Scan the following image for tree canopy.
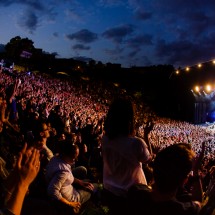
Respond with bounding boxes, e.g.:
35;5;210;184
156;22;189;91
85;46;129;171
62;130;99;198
5;36;35;61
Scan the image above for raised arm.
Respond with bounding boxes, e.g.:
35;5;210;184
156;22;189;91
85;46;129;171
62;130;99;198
190;141;206;202
3;144;40;215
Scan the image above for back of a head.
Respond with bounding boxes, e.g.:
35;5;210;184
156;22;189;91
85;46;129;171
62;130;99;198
104;96;134;139
5;84;14;100
153;143;195;193
31;119;47;142
58;139;79;158
54;105;61;113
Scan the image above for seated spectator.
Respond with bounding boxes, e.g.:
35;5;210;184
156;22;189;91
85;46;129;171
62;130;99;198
65;132;95;180
31;120;54;163
26;120;54;198
89;135;103;172
46;122;58;155
128;143;203;215
75;137;90;170
45;139;97;214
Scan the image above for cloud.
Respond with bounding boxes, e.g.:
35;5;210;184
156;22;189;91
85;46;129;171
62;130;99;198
98;0;124;7
1;0;59;33
141;56;153;66
155;39;214;67
154;0;215;12
0;0;45;10
65;8;83;22
1;0;215;68
135;10;152;20
126;34;153;48
104;45;124;55
17;9;39;34
5;0;58;33
66;29;98;43
0;0;13;6
102;24;135;43
72;44;90;50
127;47;154;66
21;0;45;11
53;32;59;38
128;50;138;58
127;0;153;20
182;11;215;37
130;55;152;67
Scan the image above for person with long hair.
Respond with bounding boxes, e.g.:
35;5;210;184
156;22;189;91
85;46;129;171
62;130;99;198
101;96;152;213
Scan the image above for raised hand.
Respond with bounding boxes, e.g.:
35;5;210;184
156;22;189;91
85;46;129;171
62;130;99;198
144;120;154;136
192;141;206;175
3;144;41;215
16;143;40;187
81;181;95;192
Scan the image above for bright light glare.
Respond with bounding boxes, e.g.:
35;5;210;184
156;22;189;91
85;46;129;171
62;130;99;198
205;84;211;92
194;86;200;92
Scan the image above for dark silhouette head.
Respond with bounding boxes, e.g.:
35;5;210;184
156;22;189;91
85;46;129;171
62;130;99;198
104;96;135;139
153;143;195;193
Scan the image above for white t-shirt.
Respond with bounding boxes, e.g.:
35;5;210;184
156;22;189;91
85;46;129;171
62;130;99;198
102;135;151;197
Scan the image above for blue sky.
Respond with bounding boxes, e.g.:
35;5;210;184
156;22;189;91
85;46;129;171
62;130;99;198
0;0;215;68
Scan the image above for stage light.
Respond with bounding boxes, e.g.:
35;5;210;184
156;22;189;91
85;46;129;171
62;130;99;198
194;86;200;92
205;84;212;93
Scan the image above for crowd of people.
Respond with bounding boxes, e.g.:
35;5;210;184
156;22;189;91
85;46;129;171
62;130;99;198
0;68;214;214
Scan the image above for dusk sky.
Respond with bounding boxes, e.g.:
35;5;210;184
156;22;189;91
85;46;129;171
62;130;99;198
0;0;215;68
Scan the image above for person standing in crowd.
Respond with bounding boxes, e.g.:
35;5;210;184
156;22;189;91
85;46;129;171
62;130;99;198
5;79;20;124
101;96;152;213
